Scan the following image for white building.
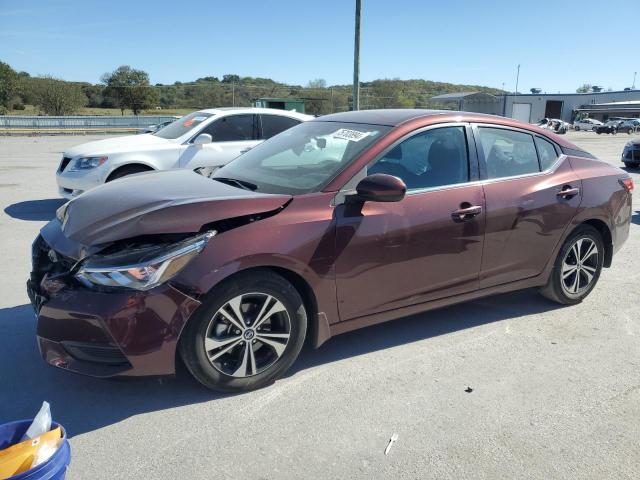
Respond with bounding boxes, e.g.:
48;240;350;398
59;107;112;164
431;89;640;123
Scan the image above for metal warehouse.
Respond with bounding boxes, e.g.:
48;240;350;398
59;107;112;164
431;89;640;124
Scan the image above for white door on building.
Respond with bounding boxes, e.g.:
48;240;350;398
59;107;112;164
511;103;532;123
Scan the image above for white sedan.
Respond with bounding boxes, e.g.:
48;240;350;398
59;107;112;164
573;118;603;131
56;107;312;198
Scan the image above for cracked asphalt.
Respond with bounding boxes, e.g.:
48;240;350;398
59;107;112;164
0;130;638;479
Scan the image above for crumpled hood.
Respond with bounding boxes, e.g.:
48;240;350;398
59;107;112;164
63;134;172;157
56;169;291;248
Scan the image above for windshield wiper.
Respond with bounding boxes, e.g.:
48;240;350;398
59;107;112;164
213;177;258;191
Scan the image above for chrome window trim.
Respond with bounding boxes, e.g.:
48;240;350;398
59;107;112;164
477;154;568;186
406;153;568;193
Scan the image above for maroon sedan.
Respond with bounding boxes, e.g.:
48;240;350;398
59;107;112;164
28;110;633;392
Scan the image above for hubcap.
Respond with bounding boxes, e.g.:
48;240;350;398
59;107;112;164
204;293;291;378
561;237;599;297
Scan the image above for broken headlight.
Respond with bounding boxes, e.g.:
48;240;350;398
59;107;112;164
75;231;215;291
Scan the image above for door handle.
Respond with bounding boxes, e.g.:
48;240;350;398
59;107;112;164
239;148;252;154
452;204;483;221
556;186;580;198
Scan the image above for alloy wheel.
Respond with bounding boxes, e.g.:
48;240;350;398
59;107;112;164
204;293;291;377
560;237;599;297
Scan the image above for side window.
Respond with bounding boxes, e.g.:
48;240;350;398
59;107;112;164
535;136;559;170
477;127;539;179
367;126;469;191
201;114;255;142
260;115;300;139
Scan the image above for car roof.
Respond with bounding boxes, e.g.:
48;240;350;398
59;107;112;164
314;109;452;126
313;109;580;150
195;107;312;120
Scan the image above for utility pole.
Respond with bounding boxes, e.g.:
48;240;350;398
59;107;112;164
633;71;637;90
515;64;520;94
352;0;361;111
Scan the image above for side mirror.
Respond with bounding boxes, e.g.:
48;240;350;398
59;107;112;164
354;174;406;203
193;133;213;146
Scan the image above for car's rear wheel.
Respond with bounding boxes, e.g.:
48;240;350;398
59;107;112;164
179;270;307;392
540;225;604;305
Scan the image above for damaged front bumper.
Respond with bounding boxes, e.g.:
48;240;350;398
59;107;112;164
28;232;201;378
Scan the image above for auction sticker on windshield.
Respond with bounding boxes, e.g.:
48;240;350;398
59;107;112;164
332;128;371;142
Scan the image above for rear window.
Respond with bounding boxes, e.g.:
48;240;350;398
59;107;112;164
154;112;213;139
260;115;301;139
477;127;539;179
535;136;559;170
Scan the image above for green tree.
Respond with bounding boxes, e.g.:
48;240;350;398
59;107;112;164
30;76;87;115
222;74;240;84
0;61;19;110
102;65;158;115
576;84;592;93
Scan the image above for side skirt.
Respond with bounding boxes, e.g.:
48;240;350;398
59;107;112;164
328;275;547;339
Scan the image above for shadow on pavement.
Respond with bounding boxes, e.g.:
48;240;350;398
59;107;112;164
0;289;562;438
4;199;66;221
631;211;640;226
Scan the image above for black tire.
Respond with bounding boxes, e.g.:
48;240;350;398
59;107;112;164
539;225;604;305
574;126;580;131
106;164;152;182
179;270;307;392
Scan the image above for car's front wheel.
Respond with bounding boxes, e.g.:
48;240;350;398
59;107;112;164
574;126;580;131
540;225;604;305
179;270;307;392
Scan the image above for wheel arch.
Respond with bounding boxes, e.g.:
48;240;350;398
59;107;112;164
579;218;613;267
265;266;330;349
106;162;156;181
176;264;330;362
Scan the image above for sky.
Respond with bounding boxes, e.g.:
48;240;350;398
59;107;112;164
0;0;637;93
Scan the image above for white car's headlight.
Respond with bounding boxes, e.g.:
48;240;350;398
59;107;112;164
69;156;108;171
75;231;215;290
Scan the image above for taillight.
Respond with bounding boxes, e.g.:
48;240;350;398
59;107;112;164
619;177;634;193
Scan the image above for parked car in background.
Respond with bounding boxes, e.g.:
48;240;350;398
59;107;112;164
56;108;312;198
595;120;625;134
619;119;640;134
537;118;568;134
622;137;640;168
573;118;603;131
137;118;180;134
30;110;633;392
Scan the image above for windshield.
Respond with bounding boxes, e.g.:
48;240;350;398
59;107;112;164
154;111;214;139
213;121;390;195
